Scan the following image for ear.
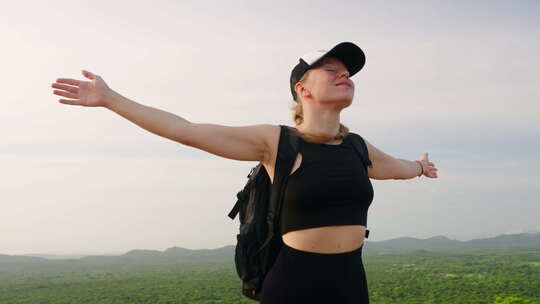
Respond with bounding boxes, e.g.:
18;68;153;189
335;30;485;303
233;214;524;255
295;81;311;99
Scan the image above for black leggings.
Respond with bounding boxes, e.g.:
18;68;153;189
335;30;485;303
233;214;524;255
260;241;369;304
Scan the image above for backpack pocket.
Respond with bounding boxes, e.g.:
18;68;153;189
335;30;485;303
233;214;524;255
234;233;248;279
234;231;260;281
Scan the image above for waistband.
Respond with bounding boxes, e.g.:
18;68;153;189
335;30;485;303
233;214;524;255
281;241;363;258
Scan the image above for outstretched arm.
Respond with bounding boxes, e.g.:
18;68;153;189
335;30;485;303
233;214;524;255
51;70;278;163
363;138;438;180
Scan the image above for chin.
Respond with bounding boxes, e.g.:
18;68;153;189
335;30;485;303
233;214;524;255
333;96;353;108
319;93;353;108
340;99;353;109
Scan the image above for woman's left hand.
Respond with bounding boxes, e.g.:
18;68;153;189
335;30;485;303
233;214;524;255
418;152;438;178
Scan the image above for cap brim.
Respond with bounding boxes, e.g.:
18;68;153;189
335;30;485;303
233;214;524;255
312;42;366;76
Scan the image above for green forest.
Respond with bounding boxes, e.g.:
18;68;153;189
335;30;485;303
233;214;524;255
0;248;538;304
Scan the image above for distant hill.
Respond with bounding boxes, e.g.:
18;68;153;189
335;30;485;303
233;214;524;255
0;254;47;263
2;232;539;266
362;232;540;255
17;252;122;260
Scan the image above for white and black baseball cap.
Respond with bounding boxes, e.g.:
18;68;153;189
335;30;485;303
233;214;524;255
289;41;366;101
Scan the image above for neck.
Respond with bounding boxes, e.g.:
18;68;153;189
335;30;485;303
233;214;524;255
296;104;341;141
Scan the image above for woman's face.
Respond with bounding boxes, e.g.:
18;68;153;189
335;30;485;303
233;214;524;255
297;57;354;107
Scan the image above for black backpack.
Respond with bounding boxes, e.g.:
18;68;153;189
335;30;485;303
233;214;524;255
227;124;373;301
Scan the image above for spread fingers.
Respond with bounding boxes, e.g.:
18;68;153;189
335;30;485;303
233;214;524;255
53;90;78;99
51;83;79;94
56;78;81;86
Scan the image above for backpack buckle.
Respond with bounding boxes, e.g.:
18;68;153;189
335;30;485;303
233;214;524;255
247;167;256;178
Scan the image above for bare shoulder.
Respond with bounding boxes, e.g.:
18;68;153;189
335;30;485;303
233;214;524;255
180;122;281;163
361;137;391;162
361;136;399;180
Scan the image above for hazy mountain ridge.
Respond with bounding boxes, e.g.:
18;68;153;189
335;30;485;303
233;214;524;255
364;232;540;255
3;232;539;264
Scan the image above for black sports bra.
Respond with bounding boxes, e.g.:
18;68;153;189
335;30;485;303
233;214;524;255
280;135;374;235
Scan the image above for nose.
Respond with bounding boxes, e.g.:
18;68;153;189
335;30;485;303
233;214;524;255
338;69;350;79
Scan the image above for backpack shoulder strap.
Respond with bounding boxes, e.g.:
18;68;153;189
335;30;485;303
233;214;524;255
256;125;300;254
275;125;300;178
347;132;373;170
227;125;299;221
347;132;373;239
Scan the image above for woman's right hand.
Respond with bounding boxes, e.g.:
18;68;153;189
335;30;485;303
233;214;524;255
52;70;111;107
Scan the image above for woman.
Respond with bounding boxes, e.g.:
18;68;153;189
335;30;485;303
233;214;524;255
51;41;438;303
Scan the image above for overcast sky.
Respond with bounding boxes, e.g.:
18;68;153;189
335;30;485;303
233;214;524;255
1;0;539;255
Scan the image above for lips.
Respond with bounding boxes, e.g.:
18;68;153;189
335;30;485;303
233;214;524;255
335;81;353;88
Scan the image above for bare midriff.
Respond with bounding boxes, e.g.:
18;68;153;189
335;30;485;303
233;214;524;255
282;224;367;254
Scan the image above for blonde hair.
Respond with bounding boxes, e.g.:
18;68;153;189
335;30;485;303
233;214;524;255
290;70;350;143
